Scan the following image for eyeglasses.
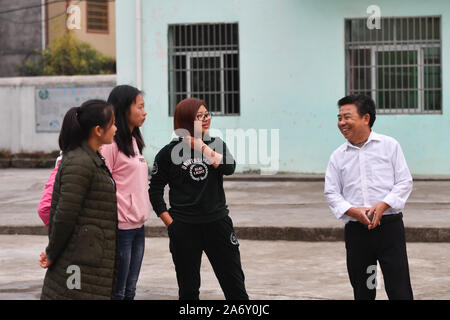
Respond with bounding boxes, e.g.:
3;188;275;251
196;113;211;121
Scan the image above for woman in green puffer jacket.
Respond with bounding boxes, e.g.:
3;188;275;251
39;99;118;300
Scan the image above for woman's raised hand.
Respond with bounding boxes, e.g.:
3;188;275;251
183;136;205;151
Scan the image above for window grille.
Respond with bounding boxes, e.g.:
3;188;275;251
87;0;109;33
345;16;441;113
168;23;240;115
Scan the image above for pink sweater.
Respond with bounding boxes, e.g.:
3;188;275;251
37;166;59;227
101;138;151;230
37;155;62;227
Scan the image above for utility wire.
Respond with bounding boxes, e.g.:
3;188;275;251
0;0;82;24
0;0;114;16
1;10;67;25
0;0;67;15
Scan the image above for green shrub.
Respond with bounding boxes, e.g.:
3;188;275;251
16;32;115;76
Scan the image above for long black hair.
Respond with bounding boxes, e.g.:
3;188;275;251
58;99;114;153
107;85;145;157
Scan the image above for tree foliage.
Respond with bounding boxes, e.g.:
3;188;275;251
16;33;115;76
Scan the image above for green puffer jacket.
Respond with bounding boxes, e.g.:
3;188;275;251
40;142;118;300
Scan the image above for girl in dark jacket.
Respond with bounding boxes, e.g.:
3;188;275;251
39;99;118;300
149;98;249;300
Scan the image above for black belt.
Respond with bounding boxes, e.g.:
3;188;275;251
380;212;403;224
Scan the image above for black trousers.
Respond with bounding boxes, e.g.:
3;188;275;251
345;213;414;300
168;215;249;300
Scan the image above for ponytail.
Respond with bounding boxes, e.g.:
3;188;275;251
58;99;114;153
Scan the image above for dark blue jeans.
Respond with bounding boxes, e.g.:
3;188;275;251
114;226;146;300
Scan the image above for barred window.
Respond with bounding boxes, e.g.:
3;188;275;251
345;16;441;114
168;23;240;115
87;0;109;33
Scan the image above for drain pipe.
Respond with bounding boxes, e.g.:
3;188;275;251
136;0;142;90
41;0;46;50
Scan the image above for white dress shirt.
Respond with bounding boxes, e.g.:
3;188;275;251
324;131;413;224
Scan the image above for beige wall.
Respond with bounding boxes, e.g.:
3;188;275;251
47;0;116;59
47;1;67;42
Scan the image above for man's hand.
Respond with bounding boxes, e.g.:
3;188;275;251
367;202;390;230
346;207;372;226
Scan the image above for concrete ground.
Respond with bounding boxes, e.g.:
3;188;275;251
1;235;450;300
1;168;450;230
0;169;449;300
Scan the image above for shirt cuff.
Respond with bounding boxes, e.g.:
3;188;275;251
155;205;168;217
334;201;353;220
382;193;401;211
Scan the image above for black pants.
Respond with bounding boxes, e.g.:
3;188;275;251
168;215;249;300
345;213;413;300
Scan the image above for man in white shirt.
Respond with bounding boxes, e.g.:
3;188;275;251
324;94;414;300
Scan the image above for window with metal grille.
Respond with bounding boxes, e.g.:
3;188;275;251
345;16;441;114
168;23;240;115
86;0;109;33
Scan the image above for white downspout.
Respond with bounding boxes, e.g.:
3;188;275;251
136;0;142;90
41;0;46;50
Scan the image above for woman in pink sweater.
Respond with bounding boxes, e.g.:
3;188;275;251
101;85;150;300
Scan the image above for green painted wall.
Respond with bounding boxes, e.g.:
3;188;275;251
116;0;450;174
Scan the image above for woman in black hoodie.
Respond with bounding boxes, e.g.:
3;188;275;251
149;98;248;300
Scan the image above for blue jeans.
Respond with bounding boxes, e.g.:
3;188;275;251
113;226;146;300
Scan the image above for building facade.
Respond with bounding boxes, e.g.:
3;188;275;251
0;0;43;77
0;0;116;78
117;0;449;174
47;0;116;58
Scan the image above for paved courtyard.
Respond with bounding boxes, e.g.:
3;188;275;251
0;169;449;300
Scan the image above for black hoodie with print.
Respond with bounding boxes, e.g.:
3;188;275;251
148;136;235;224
